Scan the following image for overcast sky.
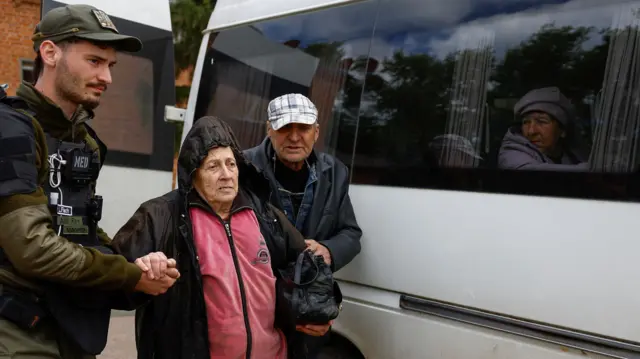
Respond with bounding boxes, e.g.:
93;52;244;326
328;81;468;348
255;0;639;62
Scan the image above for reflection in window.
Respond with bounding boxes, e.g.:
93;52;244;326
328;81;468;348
590;9;640;173
441;34;493;168
350;0;640;181
91;53;154;155
193;0;379;166
188;0;640;200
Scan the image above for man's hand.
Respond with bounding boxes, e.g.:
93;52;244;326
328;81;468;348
305;239;331;265
296;321;333;337
134;271;179;296
134;252;176;280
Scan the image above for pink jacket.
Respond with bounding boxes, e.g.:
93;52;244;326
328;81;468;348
191;206;287;359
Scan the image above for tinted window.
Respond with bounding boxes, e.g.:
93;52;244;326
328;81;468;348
20;59;35;84
350;0;640;201
193;0;379;166
92;53;154;155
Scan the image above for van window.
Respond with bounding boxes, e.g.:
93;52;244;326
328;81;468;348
195;0;640;202
92;53;154;155
349;0;640;201
87;13;175;171
193;0;379;167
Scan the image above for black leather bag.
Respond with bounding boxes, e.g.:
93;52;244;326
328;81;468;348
277;249;342;326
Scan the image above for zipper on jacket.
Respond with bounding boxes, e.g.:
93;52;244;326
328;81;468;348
223;220;253;359
180;206;210;356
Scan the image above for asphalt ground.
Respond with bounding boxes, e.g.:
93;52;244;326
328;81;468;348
97;311;137;359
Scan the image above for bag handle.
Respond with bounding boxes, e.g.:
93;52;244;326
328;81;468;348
293;250;320;286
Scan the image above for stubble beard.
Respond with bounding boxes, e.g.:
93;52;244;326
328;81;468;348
55;57;101;111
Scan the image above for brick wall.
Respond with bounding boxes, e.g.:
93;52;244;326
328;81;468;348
0;0;40;95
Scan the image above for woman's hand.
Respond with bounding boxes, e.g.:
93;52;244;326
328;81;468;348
134;252;177;280
295;320;333;336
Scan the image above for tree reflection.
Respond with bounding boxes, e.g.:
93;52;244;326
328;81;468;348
315;22;640;173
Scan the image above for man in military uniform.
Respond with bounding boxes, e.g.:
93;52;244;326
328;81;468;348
0;4;179;359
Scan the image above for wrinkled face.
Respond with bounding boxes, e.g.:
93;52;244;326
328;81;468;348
48;40;117;110
268;122;319;164
521;111;565;155
193;146;239;207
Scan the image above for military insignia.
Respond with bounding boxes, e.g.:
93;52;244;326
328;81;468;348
91;9;119;33
58;216;84;226
63;225;90;235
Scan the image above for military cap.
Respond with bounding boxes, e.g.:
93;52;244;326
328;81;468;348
32;4;142;52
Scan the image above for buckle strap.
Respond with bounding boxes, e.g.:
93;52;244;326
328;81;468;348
0;284;46;330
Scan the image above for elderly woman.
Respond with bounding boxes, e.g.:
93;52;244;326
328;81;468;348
111;116;331;359
498;86;589;171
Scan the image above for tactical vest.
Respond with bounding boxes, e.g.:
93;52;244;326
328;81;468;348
0;88;113;355
43;133;103;247
38;124;114;357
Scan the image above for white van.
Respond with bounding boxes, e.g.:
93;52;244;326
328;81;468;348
175;0;640;358
42;0;177;237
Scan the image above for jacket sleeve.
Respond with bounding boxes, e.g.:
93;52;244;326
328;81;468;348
97;226;112;245
110;198;170;262
0;200;143;291
498;143;589;172
0;117;143;291
109;198;173;310
318;178;362;272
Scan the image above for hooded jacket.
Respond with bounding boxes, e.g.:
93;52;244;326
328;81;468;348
498;87;590;171
111;116;308;359
244;138;362;271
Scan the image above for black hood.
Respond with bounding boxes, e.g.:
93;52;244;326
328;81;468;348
177;116;267;195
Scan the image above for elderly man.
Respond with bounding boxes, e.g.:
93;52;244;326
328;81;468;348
244;93;362;356
498;87;589;171
244;93;361;270
111;116;333;359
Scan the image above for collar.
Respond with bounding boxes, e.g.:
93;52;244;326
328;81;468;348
187;187;253;217
16;81;94;142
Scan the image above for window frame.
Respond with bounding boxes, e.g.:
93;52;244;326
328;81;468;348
19;58;35;84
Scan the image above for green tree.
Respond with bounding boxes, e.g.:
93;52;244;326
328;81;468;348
170;0;216;76
351;52;456;161
170;0;216;155
490;24;605;107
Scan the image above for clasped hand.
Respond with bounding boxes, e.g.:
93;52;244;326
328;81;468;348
133;252;180;295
